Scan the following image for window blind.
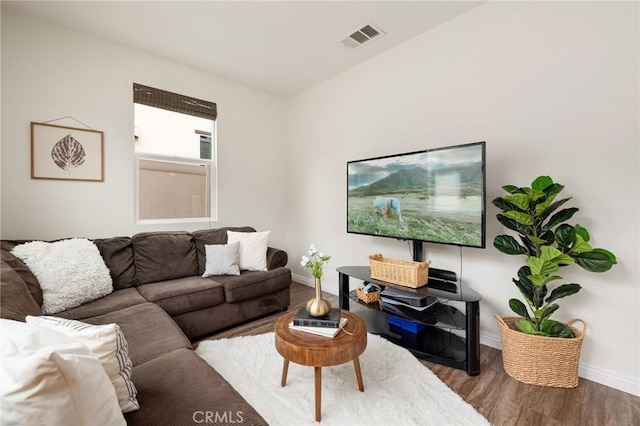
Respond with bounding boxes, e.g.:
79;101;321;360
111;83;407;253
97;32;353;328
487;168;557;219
133;83;217;121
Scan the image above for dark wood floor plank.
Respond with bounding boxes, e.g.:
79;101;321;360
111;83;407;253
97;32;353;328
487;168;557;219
198;282;640;426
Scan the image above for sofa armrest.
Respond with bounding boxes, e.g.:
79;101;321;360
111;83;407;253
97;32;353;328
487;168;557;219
266;247;288;270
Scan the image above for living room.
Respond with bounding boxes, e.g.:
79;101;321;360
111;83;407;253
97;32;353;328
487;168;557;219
1;1;638;425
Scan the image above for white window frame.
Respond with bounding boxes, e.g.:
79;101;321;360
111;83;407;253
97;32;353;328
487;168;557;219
135;148;217;225
133;83;218;225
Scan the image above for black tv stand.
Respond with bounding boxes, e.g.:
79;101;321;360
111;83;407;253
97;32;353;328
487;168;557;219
337;265;481;376
410;238;424;262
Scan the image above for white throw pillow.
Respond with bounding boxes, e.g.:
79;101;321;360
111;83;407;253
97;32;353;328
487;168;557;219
227;230;270;271
26;316;139;413
0;319;126;426
11;238;113;314
202;242;241;277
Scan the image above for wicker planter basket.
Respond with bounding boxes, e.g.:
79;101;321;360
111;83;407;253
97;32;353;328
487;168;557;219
368;254;430;288
495;315;587;388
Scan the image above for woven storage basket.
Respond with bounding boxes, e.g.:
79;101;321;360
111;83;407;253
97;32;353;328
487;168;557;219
356;287;380;304
368;254;430;288
495;315;587;388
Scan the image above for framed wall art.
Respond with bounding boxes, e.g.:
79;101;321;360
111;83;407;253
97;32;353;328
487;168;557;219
31;122;104;182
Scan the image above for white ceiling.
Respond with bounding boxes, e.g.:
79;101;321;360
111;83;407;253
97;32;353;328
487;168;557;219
3;1;484;96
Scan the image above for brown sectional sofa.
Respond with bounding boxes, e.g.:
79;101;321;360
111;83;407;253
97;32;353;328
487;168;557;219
1;226;291;425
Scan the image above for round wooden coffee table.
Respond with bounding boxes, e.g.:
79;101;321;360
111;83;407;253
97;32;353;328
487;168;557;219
274;309;367;422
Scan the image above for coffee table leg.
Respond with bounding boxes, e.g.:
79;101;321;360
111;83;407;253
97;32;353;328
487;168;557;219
353;357;364;392
281;359;289;387
315;366;322;422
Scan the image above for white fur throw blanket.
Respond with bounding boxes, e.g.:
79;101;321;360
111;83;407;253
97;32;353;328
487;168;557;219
11;239;113;314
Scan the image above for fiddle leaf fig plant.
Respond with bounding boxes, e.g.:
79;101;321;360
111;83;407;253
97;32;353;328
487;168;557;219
493;176;617;337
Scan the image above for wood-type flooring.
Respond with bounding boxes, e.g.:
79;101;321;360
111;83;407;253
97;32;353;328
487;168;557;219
200;282;640;426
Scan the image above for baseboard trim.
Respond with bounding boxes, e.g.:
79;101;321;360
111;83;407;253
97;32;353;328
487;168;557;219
479;331;502;350
292;275;639;396
479;330;639;396
293;273;336;293
577;364;640;396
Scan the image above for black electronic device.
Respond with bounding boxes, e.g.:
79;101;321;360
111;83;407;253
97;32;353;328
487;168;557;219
426;268;459;293
380;287;438;308
429;268;458;282
379;300;437;324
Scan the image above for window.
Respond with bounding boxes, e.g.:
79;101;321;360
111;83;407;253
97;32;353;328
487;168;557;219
133;84;217;222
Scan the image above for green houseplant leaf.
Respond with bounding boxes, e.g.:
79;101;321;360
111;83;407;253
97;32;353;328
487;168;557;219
531;175;553;191
501;210;534;226
593;248;617;264
497;214;532;236
545;284;581;304
555;224;575;251
526;256;560;277
570;235;593;254
542;182;565;199
537;197;571;223
509;299;530;318
515;319;546;336
536;303;559;322
546;208;579;229
540;319;575;338
503;193;531;211
513;266;548;309
494;175;616;338
574;224;590;242
502;185;519;194
494;235;528;255
574;251;615;272
539;245;574;266
492;196;518;212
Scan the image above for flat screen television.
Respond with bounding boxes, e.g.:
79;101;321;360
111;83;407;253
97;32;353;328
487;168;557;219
347;141;486;257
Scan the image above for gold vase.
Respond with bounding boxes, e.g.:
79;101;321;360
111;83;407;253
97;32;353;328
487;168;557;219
306;277;332;317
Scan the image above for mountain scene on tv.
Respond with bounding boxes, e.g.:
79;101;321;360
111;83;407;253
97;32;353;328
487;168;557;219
347;144;484;247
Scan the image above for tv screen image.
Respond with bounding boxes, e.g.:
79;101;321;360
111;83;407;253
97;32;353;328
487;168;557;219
347;141;486;248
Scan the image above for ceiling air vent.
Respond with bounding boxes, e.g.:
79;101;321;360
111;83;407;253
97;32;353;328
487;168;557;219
339;23;385;49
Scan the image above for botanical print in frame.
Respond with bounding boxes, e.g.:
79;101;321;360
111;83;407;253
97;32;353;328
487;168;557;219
31;122;104;181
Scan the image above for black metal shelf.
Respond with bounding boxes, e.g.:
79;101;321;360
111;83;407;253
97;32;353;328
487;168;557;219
355;310;468;365
349;290;466;330
338;266;481;376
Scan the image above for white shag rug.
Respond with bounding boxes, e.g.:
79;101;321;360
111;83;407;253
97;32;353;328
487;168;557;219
195;332;489;426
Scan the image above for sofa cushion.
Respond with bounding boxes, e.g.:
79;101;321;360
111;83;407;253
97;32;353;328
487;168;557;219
26;315;139;413
81;303;191;367
202;242;240;277
94;237;137;290
1;319;126;426
132;231;198;284
193;226;255;275
136;277;225;316
227;230;270;271
124;348;266;426
0;260;42;321
56;288;147;321
212;267;292;303
11;239;113;314
1;241;43;306
171;287;290;340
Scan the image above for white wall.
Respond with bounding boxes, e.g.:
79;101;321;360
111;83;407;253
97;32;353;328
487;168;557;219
285;2;639;395
2;1;638;396
0;10;288;248
134;104;211;159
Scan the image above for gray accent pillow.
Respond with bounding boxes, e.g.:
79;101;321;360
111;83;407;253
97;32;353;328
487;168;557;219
202;242;240;277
